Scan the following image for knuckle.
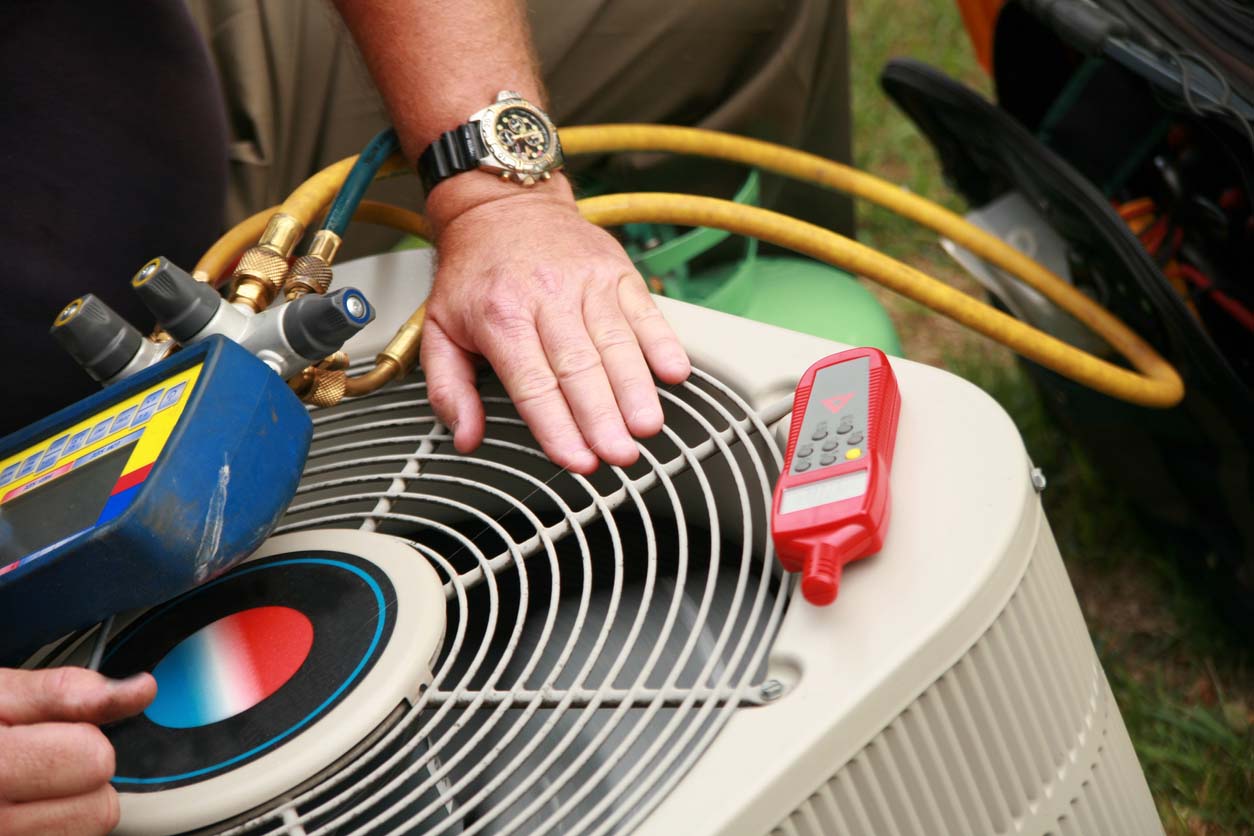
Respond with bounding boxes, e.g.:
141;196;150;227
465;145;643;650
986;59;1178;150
628;303;666;326
425;381;459;409
481;295;529;333
529;266;564;295
512;368;560;404
553;348;603;383
67;724;115;783
589;403;628;430
591;324;637;352
41;668;88;716
88;786;121;835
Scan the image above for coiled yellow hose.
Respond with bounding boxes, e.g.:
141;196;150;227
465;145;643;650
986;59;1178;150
197;124;1184;408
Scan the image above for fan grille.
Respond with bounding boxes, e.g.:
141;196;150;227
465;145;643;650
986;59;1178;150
218;367;793;835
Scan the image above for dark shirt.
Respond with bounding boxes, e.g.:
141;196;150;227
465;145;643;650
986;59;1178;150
0;1;228;436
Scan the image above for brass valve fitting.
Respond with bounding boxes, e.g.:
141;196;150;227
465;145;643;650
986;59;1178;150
292;366;349;407
229;214;304;312
282;230;341;299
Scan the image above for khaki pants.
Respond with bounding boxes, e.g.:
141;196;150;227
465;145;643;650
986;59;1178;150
187;0;853;255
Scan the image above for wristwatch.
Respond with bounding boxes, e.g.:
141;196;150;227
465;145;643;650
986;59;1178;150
417;90;564;192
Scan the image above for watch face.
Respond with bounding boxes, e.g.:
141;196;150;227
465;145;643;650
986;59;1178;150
494;107;551;165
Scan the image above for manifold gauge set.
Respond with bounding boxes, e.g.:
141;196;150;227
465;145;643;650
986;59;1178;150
0;243;1164;834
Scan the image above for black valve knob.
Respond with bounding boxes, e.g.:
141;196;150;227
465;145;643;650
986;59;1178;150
282;288;375;360
131;256;224;342
50;294;143;383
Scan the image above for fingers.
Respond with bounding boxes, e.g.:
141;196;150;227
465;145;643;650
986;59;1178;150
618;275;691;385
476;303;600;474
0;724;113;803
534;303;639;468
420;318;485;454
583;279;664;437
0;669;155;727
0;785;119;836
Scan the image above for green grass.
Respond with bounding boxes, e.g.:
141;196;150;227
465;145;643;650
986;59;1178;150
847;2;1254;832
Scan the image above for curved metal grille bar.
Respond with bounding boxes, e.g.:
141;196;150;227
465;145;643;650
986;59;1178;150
215;368;789;835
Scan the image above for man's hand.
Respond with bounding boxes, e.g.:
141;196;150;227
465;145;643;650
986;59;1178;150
332;1;691;470
0;668;156;836
421;175;691;473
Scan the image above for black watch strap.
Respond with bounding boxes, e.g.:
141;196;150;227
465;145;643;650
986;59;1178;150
417;123;488;192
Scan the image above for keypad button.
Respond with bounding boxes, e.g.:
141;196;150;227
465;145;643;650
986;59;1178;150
819;453;837;466
836;424;853;435
821;438;839;452
811;428;827;441
848;432;864;445
797;444;814;457
845;447;862;460
795;459;812;472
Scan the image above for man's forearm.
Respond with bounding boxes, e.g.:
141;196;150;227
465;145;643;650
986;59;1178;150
333;0;689;474
331;0;572;230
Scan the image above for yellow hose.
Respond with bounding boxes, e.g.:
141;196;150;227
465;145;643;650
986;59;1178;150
563;125;1175;400
197;124;1185;408
278;153;410;228
580;194;1181;407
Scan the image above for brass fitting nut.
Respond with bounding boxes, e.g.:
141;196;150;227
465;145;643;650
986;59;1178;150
317;351;350;371
283;254;333;299
230;278;271;313
304;368;348;407
230;246;289;309
234;247;289;291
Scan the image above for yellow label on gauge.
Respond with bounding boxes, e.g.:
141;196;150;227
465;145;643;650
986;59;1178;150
0;364;203;507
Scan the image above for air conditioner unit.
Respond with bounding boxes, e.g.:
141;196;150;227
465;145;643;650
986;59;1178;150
45;248;1162;835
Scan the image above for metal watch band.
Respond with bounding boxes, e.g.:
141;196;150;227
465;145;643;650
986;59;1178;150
417;123;488;192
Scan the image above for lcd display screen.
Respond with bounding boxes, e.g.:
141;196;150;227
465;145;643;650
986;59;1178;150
779;469;869;515
0;443;135;564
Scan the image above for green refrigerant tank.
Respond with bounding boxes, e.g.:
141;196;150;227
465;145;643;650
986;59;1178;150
623;171;902;356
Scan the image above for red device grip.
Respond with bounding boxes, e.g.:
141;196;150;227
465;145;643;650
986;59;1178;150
770;347;901;606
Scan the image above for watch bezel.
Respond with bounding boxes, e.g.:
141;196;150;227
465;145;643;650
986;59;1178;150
476;96;563;182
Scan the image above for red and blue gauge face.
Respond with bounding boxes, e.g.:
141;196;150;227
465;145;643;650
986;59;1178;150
145;607;314;729
98;553;395;791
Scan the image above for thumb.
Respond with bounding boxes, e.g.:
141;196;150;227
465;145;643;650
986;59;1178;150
0;668;156;726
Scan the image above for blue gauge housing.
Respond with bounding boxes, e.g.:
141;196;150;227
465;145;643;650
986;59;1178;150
0;336;311;664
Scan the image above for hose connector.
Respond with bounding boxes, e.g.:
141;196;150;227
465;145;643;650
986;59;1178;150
229;213;304;312
282;229;341;299
341;302;427;399
292;366;349;407
378;302;426;379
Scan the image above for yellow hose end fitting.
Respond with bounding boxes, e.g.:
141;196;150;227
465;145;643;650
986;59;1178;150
307;229;342;265
376;303;427;380
343;356;401;397
259;213;305;259
342;303;427;398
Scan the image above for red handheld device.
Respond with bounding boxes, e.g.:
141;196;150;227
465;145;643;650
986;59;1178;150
770;347;902;606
